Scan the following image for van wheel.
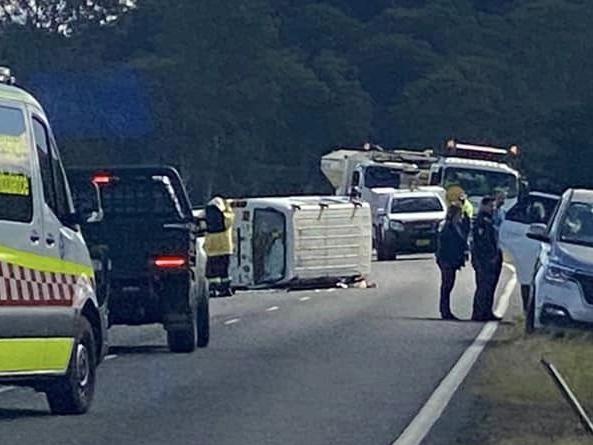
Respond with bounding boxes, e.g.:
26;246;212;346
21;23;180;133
46;318;96;415
197;282;210;348
167;311;197;353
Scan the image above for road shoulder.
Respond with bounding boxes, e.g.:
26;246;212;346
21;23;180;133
423;312;593;445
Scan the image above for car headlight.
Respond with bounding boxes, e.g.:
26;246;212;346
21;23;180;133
389;221;405;232
544;263;575;284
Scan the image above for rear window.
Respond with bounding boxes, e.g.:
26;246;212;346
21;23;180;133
391;197;443;213
72;173;186;220
0;106;32;222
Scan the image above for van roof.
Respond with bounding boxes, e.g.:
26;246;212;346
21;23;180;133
0;83;43;109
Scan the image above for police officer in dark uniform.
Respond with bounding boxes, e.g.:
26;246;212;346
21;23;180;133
471;196;503;321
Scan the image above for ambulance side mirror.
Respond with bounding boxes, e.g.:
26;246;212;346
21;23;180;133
70;182;104;226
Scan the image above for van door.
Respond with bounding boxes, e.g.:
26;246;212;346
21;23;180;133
499;193;559;285
32;115;87;266
0;103;45;373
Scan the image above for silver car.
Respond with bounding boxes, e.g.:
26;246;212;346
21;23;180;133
526;189;593;331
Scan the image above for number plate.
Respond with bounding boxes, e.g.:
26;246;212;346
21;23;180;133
416;239;431;247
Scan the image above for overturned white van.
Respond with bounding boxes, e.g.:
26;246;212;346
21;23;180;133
228;196;372;289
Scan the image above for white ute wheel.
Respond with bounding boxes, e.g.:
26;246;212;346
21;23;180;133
46;318;96;415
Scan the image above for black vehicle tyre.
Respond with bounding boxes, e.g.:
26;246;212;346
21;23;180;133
167;311;197;353
377;239;397;261
46;318;96;415
197;283;210;348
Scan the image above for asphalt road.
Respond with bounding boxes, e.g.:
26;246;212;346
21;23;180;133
0;256;510;445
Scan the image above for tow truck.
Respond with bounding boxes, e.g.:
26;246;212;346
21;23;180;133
320;144;438;250
428;140;525;211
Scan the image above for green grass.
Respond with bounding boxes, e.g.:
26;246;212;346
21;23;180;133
471;320;593;444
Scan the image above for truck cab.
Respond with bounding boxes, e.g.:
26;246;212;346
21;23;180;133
0;68;106;414
429;140;523;210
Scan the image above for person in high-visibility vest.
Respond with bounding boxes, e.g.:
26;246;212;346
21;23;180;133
446;185;473;239
204;197;235;297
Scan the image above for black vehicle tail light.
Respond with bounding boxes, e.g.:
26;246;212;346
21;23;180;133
153;255;186;269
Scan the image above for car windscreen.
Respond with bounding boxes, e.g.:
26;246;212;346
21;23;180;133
0;106;32;222
364;166;401;188
391;196;443;213
559;202;593;247
443;167;518;198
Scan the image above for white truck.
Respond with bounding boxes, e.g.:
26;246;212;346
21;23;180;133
428;140;524;211
320;145;436;244
228;196;372;289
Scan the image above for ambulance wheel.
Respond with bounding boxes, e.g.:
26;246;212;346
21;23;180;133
197;283;210;348
46;318;96;415
167;310;197;353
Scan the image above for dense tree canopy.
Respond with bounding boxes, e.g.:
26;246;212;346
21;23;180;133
0;0;591;202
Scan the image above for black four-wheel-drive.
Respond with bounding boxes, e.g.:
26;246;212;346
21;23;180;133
68;166;209;353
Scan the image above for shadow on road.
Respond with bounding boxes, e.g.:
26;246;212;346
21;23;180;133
0;408;49;420
397;316;515;326
109;345;170;355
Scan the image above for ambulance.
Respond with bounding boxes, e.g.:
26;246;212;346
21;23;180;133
0;68;107;414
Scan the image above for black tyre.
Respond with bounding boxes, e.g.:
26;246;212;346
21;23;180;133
167;300;197;353
377;239;396;261
46;318;96;415
197;282;210;348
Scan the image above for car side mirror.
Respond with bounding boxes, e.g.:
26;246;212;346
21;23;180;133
349;186;361;200
526;223;549;243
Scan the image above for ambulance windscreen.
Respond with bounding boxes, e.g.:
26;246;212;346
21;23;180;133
0;106;32;222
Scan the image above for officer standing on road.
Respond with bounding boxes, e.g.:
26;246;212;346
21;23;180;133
436;204;468;320
471;197;502;321
205;196;235;297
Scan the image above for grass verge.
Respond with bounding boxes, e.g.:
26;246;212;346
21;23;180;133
471;319;593;444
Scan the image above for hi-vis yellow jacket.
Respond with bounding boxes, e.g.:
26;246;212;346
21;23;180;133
204;198;235;257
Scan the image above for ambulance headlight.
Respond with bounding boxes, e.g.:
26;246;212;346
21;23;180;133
389;221;405;232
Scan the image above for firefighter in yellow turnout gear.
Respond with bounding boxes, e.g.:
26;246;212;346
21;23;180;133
204;197;235;297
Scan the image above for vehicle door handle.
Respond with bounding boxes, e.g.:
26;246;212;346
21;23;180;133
46;235;56;247
30;233;40;244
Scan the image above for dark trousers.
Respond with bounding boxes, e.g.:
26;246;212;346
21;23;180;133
438;262;457;316
472;264;498;319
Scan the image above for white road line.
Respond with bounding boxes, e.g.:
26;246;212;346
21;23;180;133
299;296;311;302
392;272;517;445
0;386;14;394
224;318;241;325
104;354;118;361
266;306;279;312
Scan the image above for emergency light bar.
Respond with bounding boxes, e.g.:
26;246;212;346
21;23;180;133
0;67;15;85
445;139;520;162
